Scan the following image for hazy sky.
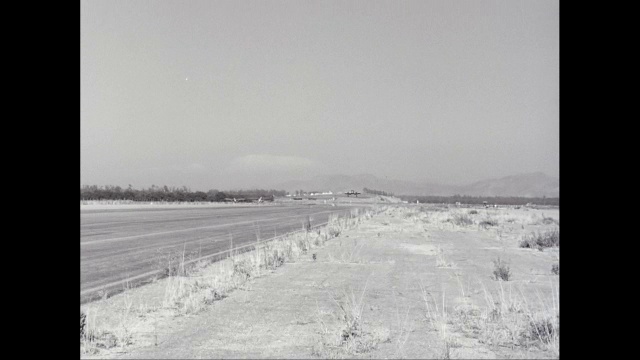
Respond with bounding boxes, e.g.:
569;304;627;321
81;0;559;191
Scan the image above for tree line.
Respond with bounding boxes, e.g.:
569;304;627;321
362;187;394;196
80;185;287;202
398;194;559;206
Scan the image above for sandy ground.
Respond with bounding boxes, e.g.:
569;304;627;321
82;205;559;359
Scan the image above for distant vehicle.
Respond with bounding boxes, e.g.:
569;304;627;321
345;190;361;197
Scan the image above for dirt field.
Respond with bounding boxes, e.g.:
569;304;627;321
81;204;559;359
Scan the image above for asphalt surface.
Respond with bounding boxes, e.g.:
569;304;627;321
81;204;362;302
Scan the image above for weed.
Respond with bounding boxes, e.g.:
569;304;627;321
269;249;286;268
479;219;499;228
233;259;254;280
442;339;451;359
203;288;227;305
492;257;511;281
420;283;453;359
519;229;559;250
313;280;388;357
551;263;559;275
81;311;86;340
328;227;341;238
520;314;559;348
451;213;473;226
333;285;368;344
438;278;560;357
436;248;456;268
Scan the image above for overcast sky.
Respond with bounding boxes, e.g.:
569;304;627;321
81;0;559;191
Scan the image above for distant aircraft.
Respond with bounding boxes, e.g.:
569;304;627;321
224;195;273;203
345;190;361;197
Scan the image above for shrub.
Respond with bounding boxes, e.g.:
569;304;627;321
233;259;253;280
492;257;511;281
520;230;559;250
203;288;227;305
480;219;498;228
451;213;473;226
328;227;341;238
520;315;558;345
80;311;86;340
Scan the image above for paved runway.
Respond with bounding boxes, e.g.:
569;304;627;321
81;204;361;302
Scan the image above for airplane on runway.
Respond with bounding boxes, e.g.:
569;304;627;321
223;195;274;203
345;190;361;197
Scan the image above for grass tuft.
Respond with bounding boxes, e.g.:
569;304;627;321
81;311;86;340
519;229;559;250
492;257;511;281
232;259;254;280
451;213;473;226
479;219;499;228
520;314;559;348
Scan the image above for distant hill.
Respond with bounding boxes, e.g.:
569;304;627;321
275;172;559;198
461;172;559;198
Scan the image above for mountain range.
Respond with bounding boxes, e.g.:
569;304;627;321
275;172;559;198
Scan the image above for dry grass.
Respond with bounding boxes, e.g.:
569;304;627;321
436;247;456;268
312;280;391;358
418;278;559;359
80;298;136;354
492;257;512;281
520;229;560;250
464;281;558;357
479;218;499;229
420;283;453;359
450;213;473;227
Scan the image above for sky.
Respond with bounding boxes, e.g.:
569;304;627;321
81;0;559;191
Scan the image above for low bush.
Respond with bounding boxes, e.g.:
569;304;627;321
520;315;559;345
232;259;254;280
80;311;86;340
328;227;341;238
492;257;511;281
520;229;559;250
451;213;473;226
480;219;499;228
